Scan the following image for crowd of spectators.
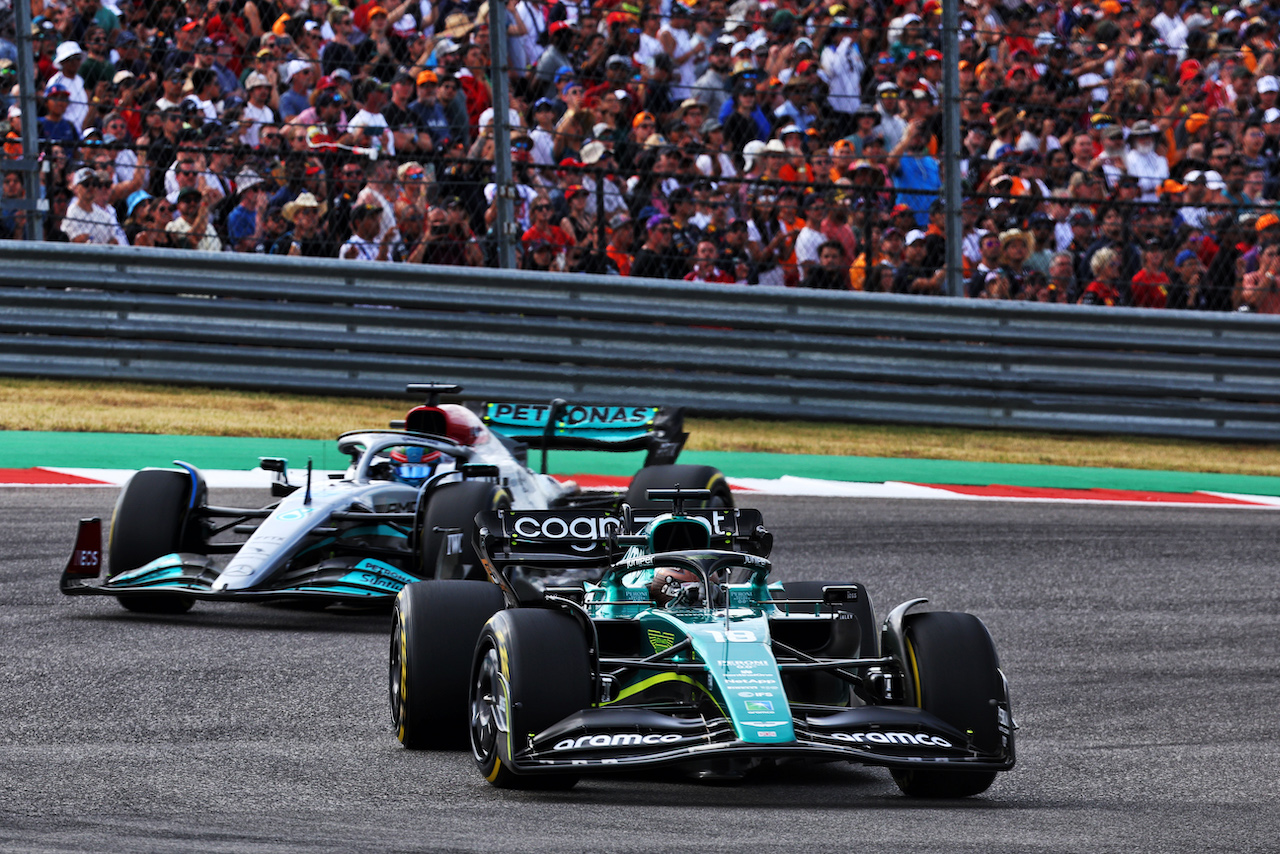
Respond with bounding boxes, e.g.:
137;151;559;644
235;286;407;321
4;0;1280;309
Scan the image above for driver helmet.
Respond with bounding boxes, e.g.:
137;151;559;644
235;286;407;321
648;565;704;608
388;445;443;487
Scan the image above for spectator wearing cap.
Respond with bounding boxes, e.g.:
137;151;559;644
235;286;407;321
292;88;350;147
384;71;434;154
659;4;702;101
163;18;203;75
820;15;864;132
38;85;80;144
534;21;575;99
350;78;395;155
433;74;470;151
47;41;90;134
356;6;411;86
279;59;316;121
696;118;737;179
527;98;558;166
341;202;393;261
559;185;598;261
873;83;905;151
407;71;449;149
166;184;223;253
694;41;734;120
1166;248;1209;310
1025;213;1057;274
889;228;941;295
240;72;278;149
62;166;123;244
631;215;686;279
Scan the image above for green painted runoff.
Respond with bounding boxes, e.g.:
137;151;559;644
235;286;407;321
4;430;1280;496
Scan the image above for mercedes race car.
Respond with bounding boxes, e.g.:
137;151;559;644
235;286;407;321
60;384;732;614
389;490;1017;797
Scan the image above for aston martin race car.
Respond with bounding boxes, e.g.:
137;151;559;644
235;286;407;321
59;384;732;614
389;490;1017;797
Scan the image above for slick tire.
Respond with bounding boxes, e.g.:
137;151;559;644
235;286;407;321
470;608;591;789
108;468;205;614
891;611;1006;799
390;580;506;750
418;481;511;580
625;464;733;510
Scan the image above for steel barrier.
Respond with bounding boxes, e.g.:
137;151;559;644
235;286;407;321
2;241;1279;440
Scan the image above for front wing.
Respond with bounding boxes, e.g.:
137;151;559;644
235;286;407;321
61;552;422;602
501;705;1015;777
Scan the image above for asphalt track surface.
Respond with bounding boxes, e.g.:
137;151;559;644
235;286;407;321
4;488;1279;853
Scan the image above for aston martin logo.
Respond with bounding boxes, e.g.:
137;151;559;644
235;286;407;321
648;630;675;653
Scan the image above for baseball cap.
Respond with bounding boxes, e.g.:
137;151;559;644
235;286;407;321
416;70;438;86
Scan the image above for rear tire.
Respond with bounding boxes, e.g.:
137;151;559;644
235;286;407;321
891;611;1006;798
625;464;733;510
470;608;591;789
390;580;506;749
417;481;511;580
108;469;205;614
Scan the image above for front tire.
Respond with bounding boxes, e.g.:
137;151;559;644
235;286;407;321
625;464;733;510
417;481;511;580
108;468;205;614
891;611;1007;798
390;580;506;749
470;608;592;789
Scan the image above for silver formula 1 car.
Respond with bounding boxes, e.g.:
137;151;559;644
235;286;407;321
389;490;1017;797
60;384;732;614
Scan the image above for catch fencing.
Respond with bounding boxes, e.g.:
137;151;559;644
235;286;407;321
2;241;1279;441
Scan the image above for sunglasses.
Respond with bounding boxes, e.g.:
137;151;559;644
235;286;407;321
404;171;425;180
533;204;552;211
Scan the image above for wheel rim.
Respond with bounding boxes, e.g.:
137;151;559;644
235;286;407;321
389;611;405;732
470;644;506;764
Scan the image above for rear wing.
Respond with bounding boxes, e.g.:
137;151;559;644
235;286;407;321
473;506;771;598
478;401;687;468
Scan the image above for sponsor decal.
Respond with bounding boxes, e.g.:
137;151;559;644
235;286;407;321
375;500;417;513
742;721;788;728
513;514;624;542
552;733;684;751
722;660;770;670
828;731;954;749
758;731;777;737
744;700;775;713
736;691;774;698
490;403;654;427
446;532;463;556
648;630;676;654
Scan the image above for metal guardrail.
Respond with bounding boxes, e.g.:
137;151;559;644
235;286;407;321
2;241;1279;440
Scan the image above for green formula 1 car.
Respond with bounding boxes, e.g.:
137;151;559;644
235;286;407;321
389;490;1016;797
